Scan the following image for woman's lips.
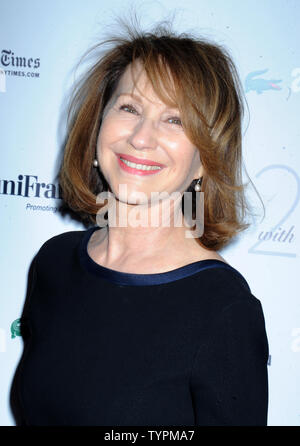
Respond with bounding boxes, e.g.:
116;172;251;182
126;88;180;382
116;154;165;176
116;152;166;167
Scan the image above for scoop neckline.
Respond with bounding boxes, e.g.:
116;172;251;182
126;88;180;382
78;225;250;288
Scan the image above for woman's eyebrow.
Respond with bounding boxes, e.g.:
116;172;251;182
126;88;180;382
116;92;142;102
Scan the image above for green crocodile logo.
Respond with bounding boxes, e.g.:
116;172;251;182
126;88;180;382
11;318;21;339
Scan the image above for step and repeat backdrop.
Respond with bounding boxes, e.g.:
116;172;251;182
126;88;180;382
1;0;299;426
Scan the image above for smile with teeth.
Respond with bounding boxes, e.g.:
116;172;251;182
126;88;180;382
119;157;162;171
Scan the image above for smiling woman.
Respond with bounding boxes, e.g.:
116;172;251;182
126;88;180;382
13;18;269;427
95;60;204;224
59;21;262;251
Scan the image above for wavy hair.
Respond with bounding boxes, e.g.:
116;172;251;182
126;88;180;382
58;20;264;250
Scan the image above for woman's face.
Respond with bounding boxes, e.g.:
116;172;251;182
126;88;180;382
96;60;202;205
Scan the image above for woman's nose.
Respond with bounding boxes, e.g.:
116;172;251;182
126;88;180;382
128;118;157;150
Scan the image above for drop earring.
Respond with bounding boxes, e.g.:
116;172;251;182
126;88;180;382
194;177;202;192
93;159;99;167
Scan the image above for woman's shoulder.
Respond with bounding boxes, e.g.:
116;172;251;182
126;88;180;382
184;256;262;313
35;227;87;262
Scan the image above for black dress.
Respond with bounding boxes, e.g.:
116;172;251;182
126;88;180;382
12;226;269;426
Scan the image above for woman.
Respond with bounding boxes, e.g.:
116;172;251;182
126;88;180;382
13;23;269;426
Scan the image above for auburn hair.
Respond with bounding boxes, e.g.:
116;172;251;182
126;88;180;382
58;20;264;251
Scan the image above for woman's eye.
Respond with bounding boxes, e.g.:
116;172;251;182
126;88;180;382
119;103;138;114
168;117;182;126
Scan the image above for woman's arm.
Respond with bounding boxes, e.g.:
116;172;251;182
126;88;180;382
10;254;39;425
189;298;269;426
20;254;39;339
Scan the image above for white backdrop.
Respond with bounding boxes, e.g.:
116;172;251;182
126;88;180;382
1;0;299;426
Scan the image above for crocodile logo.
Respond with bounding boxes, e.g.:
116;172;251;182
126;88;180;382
11;318;21;338
245;69;282;94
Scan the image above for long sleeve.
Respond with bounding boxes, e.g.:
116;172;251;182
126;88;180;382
189;298;269;426
20;254;39;340
10;254;39;426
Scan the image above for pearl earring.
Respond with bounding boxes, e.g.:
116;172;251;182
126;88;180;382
93;159;99;167
194;177;202;192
